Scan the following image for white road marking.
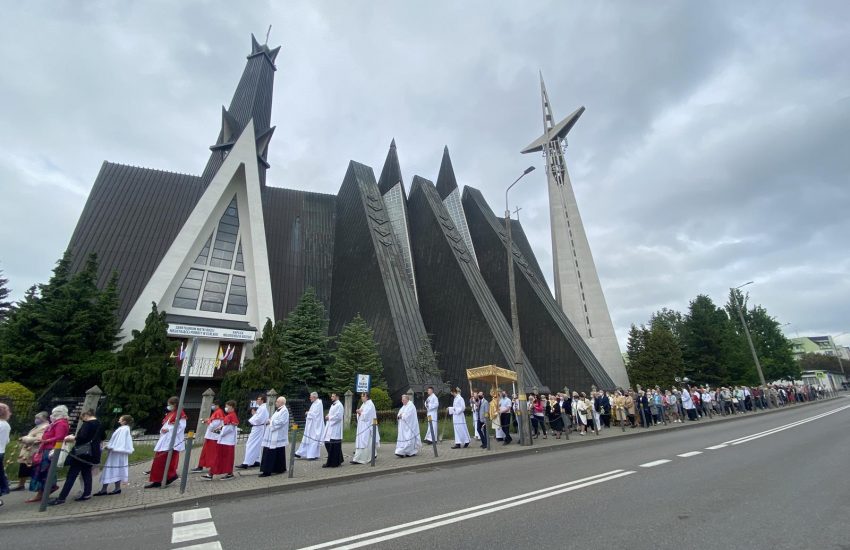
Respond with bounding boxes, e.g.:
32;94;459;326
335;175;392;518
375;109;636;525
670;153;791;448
639;459;671;468
311;470;636;550
173;543;223;550
677;451;703;458
723;405;850;446
172;522;218;544
705;444;728;450
173;508;212;525
298;470;632;550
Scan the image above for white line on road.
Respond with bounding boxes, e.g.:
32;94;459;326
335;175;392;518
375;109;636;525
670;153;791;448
723;405;850;446
172;522;218;544
298;470;630;550
706;444;728;450
677;451;703;458
639;459;671;468
309;470;636;550
173;508;212;525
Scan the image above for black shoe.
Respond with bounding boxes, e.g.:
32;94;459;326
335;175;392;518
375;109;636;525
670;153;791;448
48;498;65;506
201;474;213;480
395;454;405;458
93;489;109;497
294;454;302;459
74;495;91;502
222;474;234;480
480;445;487;448
166;476;179;486
322;464;329;468
252;462;261;467
451;444;461;449
109;489;122;495
463;443;469;448
504;440;511;445
143;470;151;475
144;482;161;489
258;473;271;478
236;464;249;470
191;467;204;472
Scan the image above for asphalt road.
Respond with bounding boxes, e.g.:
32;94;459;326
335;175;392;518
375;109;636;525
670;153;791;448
4;397;848;550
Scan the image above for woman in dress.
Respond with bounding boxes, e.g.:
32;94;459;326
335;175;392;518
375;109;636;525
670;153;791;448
548;395;564;439
95;414;134;496
26;405;70;503
576;393;588;435
12;411;49;492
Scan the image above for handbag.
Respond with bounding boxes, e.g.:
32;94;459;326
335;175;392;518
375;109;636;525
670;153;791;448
72;441;93;458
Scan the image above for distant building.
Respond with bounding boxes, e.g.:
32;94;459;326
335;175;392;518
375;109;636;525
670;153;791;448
791;336;850;362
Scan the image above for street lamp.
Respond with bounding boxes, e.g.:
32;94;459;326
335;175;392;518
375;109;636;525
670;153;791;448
831;331;847;376
505;165;535;447
731;281;768;388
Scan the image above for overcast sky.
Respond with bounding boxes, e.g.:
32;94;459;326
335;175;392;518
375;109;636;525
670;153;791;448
2;1;848;349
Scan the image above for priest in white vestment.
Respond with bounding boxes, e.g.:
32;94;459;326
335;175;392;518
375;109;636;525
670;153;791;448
259;397;289;477
238;395;268;469
296;392;325;460
449;388;470;448
96;415;135;495
323;393;344;468
395;394;421;457
423;387;439;444
352;393;380;464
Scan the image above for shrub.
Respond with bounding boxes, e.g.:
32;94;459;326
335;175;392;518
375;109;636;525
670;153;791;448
0;381;35;409
371;387;392;411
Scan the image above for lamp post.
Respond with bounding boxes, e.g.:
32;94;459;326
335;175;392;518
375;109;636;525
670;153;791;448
505;165;536;447
731;281;767;388
831;331;847;376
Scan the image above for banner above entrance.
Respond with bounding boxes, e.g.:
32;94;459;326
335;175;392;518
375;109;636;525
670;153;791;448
167;323;256;342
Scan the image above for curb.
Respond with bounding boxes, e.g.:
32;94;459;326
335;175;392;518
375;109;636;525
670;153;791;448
1;395;841;527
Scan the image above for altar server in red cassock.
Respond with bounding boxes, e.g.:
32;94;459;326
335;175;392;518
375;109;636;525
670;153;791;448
204;400;238;480
145;397;186;488
192;400;225;472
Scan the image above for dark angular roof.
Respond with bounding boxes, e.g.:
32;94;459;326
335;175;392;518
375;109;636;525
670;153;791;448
262;186;336;322
201;35;279;188
435;146;459;200
407;175;544;392
377;139;404;196
66;162;204;323
506;218;547;286
329;161;435;397
462;185;614;390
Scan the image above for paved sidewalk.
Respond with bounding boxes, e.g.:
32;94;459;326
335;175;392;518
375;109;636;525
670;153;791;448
0;398;836;526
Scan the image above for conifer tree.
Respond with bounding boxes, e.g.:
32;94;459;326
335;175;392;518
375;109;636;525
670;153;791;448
326;314;385;395
281;288;331;395
0;269;13;322
102;303;177;424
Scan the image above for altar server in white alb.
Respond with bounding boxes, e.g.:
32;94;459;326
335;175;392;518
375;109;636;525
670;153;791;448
296;392;325;460
237;395;268;469
352;392;379;464
323;393;344;468
259;396;289;477
95;415;134;496
423;386;439;444
395;394;421;458
449;387;470;449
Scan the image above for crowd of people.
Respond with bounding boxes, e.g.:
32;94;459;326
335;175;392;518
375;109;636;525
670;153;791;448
0;381;832;509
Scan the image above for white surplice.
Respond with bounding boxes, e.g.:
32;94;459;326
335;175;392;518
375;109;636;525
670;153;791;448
242;404;268;466
154;416;186;452
450;395;470;445
296;399;325;459
100;424;134;484
262;406;289;449
395;401;421;456
353;399;380;463
423;393;439;442
324;400;343;441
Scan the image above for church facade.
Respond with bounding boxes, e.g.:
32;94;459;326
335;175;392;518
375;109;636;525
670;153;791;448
65;35;615;400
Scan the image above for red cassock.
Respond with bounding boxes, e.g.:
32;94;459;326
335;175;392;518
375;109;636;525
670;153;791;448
149;410;187;483
211;411;239;475
198;408;226;469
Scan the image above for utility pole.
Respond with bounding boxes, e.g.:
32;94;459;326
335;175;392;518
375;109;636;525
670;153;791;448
506;165;535;446
732;282;767;387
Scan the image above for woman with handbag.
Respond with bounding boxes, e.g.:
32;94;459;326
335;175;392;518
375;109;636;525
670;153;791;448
12;411;49;492
49;409;103;505
25;405;70;503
